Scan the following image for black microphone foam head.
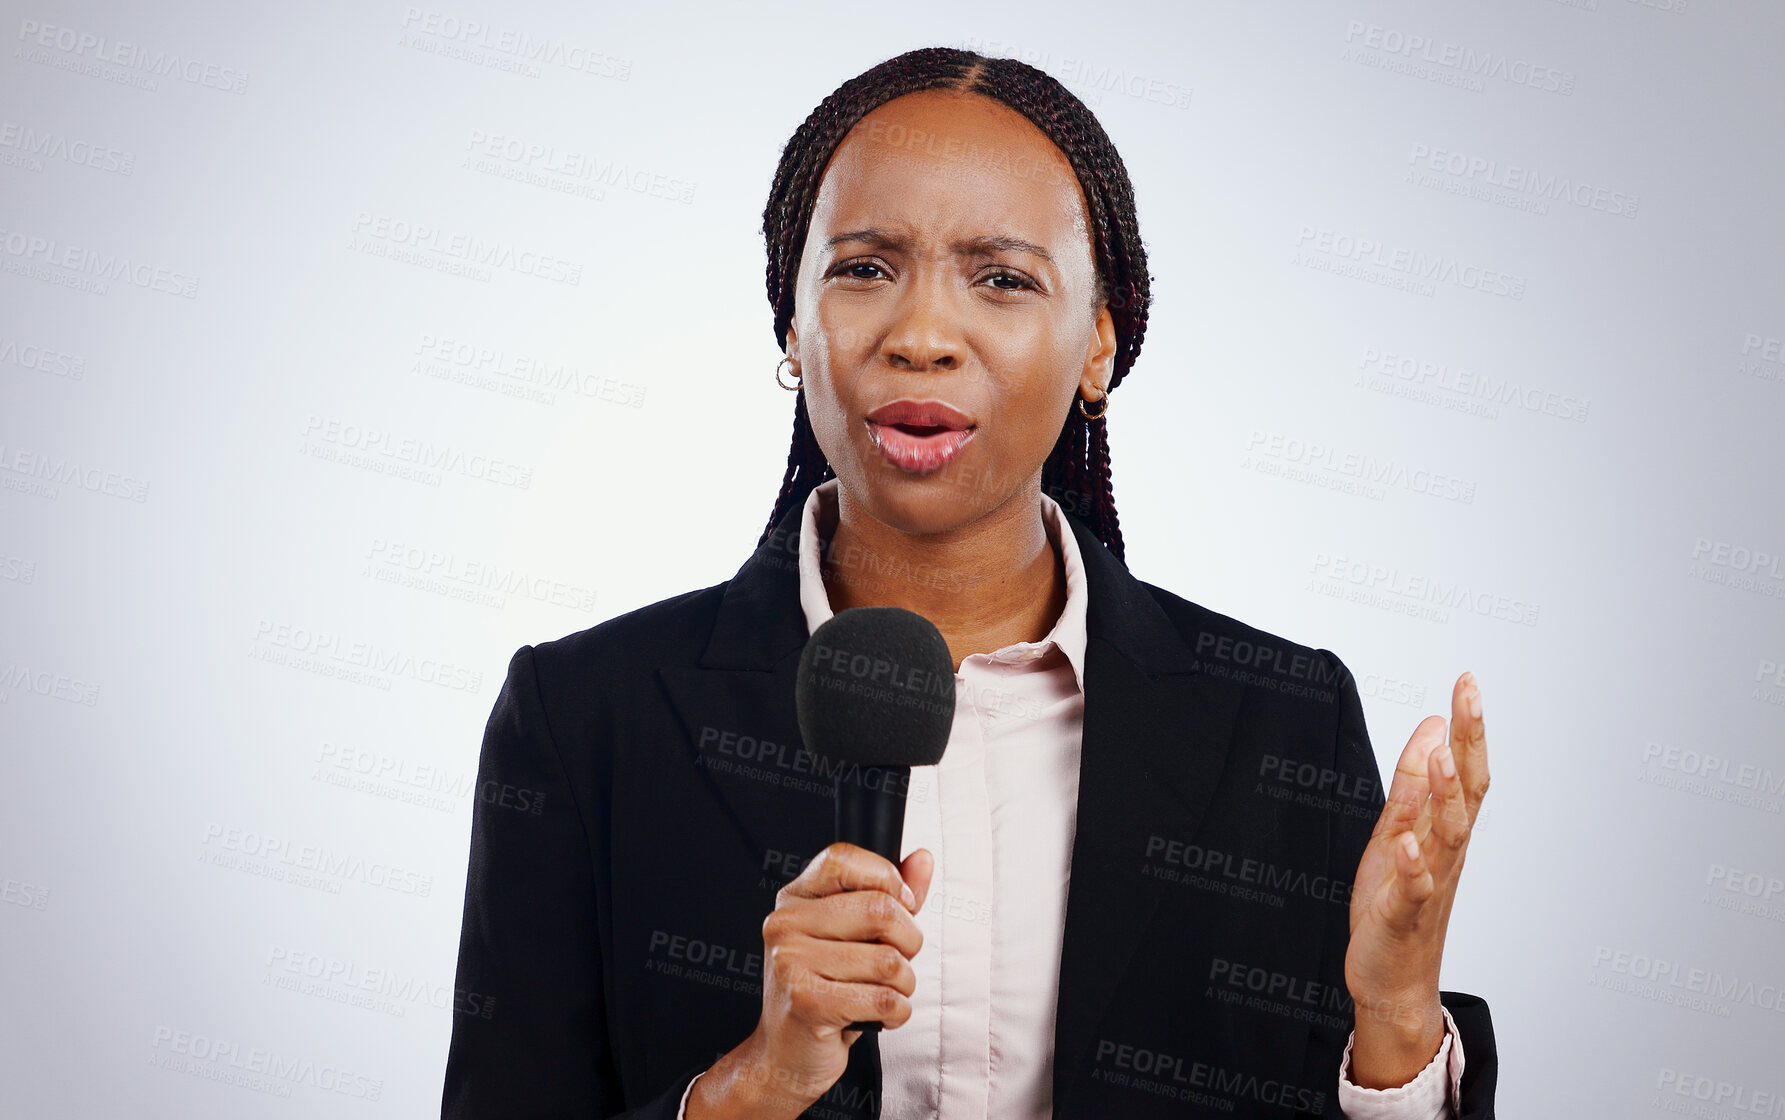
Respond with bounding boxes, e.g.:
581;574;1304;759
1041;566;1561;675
795;606;956;769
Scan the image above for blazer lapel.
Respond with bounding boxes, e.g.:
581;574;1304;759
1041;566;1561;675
658;501;820;874
1048;515;1247;1117
656;497;1246;1120
657;501;883;1120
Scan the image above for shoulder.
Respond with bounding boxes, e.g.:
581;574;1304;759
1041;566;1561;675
1136;577;1357;700
1130;579;1369;772
1134;579;1383;821
516;580;730;702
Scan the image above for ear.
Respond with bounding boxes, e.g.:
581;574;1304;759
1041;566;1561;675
785;322;800;370
1079;304;1117;400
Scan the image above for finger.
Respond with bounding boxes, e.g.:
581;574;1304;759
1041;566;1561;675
1411;776;1436;850
806;938;917;998
782;842;917;912
900;848;935;913
792;889;924;959
1375;830;1435;931
1373;715;1447;842
1424;742;1472;880
791;974;913;1033
1451;671;1490;818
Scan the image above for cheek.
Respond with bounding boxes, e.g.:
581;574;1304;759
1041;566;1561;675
800;366;864;471
992;339;1080;430
981;380;1075;479
804;379;846;452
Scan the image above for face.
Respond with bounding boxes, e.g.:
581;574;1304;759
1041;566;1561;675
786;89;1117;537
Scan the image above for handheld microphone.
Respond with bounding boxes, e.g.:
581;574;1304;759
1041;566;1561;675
795;606;955;1033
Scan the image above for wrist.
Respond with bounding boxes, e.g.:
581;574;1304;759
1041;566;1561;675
1347;991;1445;1090
685;1030;824;1120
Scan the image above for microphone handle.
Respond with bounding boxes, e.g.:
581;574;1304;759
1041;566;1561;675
835;763;912;1033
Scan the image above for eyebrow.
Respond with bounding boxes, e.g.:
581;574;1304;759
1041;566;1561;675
823;227;1055;265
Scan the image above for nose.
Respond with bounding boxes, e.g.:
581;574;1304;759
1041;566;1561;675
881;268;962;373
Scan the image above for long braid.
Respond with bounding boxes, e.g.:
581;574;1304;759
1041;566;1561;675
763;390;832;540
755;46;1152;567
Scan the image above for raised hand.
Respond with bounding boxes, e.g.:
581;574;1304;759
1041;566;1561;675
1344;672;1490;1089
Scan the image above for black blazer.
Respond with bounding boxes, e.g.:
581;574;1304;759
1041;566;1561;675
442;498;1497;1119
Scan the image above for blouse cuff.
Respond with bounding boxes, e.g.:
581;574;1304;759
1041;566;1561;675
674;1068;708;1119
1336;1004;1465;1119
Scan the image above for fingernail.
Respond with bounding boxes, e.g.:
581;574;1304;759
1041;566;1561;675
1400;833;1420;861
1468;688;1482;720
1439;748;1456;780
901;883;917;910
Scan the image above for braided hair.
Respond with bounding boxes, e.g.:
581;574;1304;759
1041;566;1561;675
756;46;1152;566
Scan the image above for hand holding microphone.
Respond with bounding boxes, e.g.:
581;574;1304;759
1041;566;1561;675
687;607;956;1120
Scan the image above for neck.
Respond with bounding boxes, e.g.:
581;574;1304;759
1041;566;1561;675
818;482;1066;673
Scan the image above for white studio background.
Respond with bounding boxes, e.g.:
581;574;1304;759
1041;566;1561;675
3;1;1781;1117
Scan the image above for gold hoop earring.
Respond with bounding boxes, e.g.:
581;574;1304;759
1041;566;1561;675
1078;390;1109;420
775;356;801;391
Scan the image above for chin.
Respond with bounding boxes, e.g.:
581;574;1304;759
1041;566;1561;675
854;473;999;537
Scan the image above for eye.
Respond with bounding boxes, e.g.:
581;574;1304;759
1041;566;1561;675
984;269;1037;292
830;258;887;281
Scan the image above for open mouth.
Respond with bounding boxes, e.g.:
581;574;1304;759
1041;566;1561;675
862;399;977;473
866;420;976;474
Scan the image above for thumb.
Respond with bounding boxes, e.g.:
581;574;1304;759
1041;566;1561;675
900;848;936;913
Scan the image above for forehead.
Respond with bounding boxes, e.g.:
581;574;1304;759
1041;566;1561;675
811;89;1090;249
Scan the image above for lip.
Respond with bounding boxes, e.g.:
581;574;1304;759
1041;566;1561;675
863;399;978;475
864;399;977;430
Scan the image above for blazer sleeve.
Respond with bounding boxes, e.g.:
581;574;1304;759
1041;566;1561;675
441;645;712;1119
1319;654;1499;1120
